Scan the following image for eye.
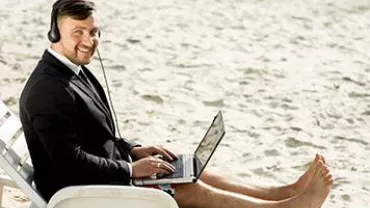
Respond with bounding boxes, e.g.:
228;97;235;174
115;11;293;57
90;29;99;38
74;29;83;36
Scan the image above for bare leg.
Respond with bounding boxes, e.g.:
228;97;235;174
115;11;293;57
199;154;324;200
174;161;333;208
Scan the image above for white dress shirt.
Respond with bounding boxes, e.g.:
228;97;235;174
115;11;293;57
47;47;81;75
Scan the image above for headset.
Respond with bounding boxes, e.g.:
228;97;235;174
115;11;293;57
48;2;101;43
48;2;122;138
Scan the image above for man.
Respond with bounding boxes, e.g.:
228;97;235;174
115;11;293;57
19;0;333;207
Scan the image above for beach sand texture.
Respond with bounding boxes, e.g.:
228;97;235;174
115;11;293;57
0;0;369;207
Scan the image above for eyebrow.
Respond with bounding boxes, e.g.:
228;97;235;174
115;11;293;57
73;26;99;31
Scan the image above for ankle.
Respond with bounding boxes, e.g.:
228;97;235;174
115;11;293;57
289;182;302;196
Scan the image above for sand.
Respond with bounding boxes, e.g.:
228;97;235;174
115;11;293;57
0;0;369;207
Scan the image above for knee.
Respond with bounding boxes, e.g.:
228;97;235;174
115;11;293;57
200;170;225;182
174;180;212;207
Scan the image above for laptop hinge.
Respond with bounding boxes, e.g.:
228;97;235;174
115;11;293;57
192;157;197;177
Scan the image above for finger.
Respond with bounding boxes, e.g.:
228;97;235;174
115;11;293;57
154;147;174;161
158;162;176;173
151;162;164;175
162;161;176;172
155;158;176;171
132;160;158;178
148;156;160;163
152;163;171;175
156;167;172;175
162;148;178;161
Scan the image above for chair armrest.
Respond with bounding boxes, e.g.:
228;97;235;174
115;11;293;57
47;185;179;208
0;175;18;188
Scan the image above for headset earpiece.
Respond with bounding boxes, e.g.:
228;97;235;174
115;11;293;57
48;6;60;43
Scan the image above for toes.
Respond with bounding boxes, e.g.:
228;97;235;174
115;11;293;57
317;161;325;172
314;154;320;162
325;175;334;186
321;164;329;176
322;168;330;177
325;173;332;180
310;154;320;169
313;161;324;177
325;174;333;184
319;154;326;164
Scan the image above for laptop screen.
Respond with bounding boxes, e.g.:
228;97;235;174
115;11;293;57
194;111;225;178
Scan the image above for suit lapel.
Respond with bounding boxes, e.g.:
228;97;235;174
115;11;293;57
70;75;115;132
69;78;115;134
40;50;116;134
82;67;116;133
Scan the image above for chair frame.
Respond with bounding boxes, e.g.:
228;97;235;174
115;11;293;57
0;100;179;208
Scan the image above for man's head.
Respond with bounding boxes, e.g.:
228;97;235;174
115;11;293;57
49;0;99;65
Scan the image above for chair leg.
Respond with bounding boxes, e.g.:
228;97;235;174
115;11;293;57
0;184;4;208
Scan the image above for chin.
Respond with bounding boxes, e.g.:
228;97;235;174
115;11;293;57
75;58;92;65
81;60;92;65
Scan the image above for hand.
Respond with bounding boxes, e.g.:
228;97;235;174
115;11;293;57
131;156;176;178
130;146;178;162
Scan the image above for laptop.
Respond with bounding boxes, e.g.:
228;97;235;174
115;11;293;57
133;110;226;185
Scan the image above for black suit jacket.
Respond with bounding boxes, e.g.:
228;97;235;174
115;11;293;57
19;50;139;201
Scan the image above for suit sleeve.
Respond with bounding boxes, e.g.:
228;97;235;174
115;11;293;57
116;137;141;152
26;78;131;185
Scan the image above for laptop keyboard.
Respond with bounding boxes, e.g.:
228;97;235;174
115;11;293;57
168;155;184;178
157;155;185;179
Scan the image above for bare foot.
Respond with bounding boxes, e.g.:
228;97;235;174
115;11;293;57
292;154;325;194
300;162;333;207
281;162;333;208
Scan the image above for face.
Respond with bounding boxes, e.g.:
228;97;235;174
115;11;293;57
53;14;99;65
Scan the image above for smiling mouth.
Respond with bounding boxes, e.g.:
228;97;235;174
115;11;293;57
77;48;92;54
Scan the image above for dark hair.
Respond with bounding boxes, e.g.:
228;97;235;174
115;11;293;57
53;0;96;20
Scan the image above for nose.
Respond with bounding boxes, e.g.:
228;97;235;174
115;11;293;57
81;34;97;47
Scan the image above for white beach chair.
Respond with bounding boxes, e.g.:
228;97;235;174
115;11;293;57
0;100;179;208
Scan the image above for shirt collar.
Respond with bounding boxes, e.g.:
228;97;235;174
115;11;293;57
47;47;81;75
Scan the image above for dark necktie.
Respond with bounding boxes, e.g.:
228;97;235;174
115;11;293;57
79;68;101;101
79;69;90;87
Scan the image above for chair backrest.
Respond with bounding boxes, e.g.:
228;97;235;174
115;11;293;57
0;101;47;208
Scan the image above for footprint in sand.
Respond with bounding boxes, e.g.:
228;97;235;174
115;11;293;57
141;94;164;104
264;149;280;157
285;137;326;149
202;99;224;107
